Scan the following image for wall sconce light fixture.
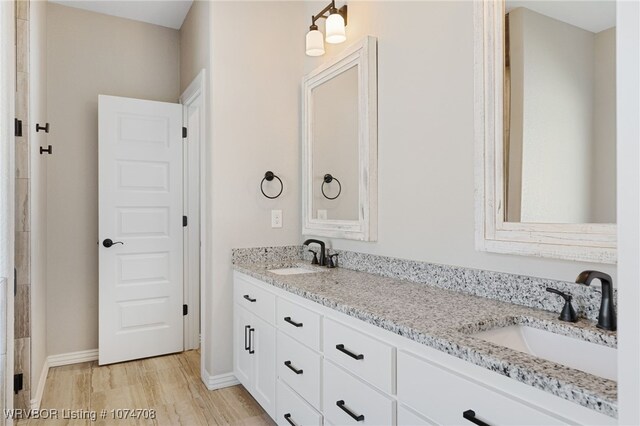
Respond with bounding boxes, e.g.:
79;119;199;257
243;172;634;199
305;1;348;56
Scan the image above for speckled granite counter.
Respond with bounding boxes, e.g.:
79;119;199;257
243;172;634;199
233;260;618;418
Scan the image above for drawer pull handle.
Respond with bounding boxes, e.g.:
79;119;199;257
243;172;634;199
284;360;303;375
248;328;255;354
244;325;250;351
283;413;298;426
336;400;364;422
284;316;303;327
336;344;364;360
463;410;490;426
243;294;257;302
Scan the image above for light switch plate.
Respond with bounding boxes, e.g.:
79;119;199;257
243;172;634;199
317;209;328;220
271;210;283;228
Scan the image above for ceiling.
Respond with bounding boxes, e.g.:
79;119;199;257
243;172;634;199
506;1;616;33
48;0;194;30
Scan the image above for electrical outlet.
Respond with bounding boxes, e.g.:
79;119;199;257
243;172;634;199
271;210;283;228
317;209;328;220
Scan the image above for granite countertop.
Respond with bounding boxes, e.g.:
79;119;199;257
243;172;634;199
233;261;618;418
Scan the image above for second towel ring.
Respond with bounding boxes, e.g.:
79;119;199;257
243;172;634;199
321;174;342;200
261;171;283;199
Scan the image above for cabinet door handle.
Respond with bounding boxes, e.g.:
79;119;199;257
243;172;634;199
283;413;298;426
463;410;491;426
284;316;303;328
336;344;364;360
244;325;250;351
243;294;257;302
248;328;255;354
284;360;303;375
336;400;364;422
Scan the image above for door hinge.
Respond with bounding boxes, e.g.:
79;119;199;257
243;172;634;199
183;304;188;316
15;119;23;137
14;373;23;394
182;127;188;138
183;216;188;227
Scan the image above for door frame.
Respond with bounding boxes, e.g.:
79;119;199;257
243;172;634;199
180;70;206;355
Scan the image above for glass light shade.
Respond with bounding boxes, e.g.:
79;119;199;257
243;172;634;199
325;13;346;44
306;29;325;56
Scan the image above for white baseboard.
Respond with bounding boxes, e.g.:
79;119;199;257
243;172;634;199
202;368;239;390
30;349;98;409
47;349;99;367
30;359;50;410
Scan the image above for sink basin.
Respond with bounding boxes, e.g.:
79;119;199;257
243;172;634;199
268;267;318;276
472;325;617;381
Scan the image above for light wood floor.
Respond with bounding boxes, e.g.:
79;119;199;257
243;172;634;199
18;350;274;425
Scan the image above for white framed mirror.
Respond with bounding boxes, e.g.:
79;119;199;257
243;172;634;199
474;0;617;263
302;36;378;241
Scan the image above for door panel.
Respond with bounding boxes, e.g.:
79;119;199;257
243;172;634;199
234;306;253;388
99;95;183;365
252;315;276;418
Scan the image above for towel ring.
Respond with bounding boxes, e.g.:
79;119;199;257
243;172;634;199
321;174;342;200
261;171;283;199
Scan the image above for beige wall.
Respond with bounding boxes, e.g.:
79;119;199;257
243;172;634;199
46;3;180;356
180;0;209;93
29;0;47;397
303;1;615;282
207;1;305;375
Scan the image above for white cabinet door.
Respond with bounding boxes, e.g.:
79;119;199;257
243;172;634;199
234;305;253;389
252;314;277;418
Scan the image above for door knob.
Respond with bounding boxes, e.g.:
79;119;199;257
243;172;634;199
102;239;124;248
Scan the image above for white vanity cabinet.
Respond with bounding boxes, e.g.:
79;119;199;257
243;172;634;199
232;272;615;426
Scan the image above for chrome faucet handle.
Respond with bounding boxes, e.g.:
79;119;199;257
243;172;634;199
546;288;578;323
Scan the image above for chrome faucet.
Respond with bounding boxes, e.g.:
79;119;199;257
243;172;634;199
576;270;617;331
303;239;326;266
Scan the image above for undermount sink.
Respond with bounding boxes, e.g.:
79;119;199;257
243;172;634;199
472;325;617;381
268;267;318;276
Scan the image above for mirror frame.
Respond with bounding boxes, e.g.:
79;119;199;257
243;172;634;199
302;36;378;241
474;0;616;264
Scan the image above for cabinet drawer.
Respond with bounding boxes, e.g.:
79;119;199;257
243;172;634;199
398;405;435;426
277;379;322;426
234;274;276;324
323;360;395;426
277;297;321;351
324;318;395;394
397;350;565;426
277;331;322;410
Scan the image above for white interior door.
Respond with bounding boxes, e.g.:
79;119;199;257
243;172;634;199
98;95;183;365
